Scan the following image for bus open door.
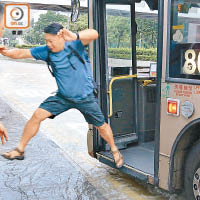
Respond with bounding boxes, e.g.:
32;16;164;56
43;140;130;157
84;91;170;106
87;0;160;189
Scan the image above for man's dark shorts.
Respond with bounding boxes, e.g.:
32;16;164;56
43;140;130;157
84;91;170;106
39;93;105;127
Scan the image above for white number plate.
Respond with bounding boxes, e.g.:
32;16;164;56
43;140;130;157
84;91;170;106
183;49;200;75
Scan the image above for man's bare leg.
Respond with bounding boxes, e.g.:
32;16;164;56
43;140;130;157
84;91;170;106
96;122;123;168
3;108;52;158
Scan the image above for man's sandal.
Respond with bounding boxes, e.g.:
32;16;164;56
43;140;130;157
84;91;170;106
2;148;24;160
110;149;124;168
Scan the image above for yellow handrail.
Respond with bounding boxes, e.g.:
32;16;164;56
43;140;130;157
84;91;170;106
107;74;137;117
143;80;153;86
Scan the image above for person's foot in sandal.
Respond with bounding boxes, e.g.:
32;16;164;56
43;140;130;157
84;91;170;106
2;148;24;160
110;148;124;168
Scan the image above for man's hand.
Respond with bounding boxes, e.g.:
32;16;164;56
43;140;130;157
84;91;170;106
0;45;7;55
57;28;99;46
57;28;77;42
0;123;8;145
0;45;6;50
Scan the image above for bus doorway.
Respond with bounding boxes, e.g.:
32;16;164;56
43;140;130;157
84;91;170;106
91;0;159;179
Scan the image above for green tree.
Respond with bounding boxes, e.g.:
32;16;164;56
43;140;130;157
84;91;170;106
3;29;18;46
106;15;131;48
136;18;158;48
69;14;88;32
106;14;158;49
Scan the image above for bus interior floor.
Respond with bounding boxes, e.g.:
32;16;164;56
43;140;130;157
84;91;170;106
100;141;154;175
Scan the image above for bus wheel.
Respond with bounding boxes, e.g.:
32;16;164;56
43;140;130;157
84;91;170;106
184;143;200;200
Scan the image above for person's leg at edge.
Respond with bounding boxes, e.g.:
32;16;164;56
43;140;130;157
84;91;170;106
96;122;123;168
3;108;52;158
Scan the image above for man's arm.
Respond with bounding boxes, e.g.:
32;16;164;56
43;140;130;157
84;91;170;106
0;122;8;144
0;48;33;59
58;28;99;46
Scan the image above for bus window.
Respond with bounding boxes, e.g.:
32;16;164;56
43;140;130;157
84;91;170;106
104;4;137;147
168;1;200;81
106;4;132;78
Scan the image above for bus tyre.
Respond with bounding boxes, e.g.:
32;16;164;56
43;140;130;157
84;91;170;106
184;142;200;200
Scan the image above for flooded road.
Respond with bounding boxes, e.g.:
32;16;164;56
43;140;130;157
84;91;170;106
0;57;182;199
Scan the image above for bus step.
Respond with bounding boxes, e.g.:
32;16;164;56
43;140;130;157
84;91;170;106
105;133;138;150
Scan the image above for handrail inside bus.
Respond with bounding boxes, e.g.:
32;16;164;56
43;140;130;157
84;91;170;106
107;74;137;118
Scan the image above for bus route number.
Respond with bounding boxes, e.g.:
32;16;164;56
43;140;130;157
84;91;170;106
183;49;200;75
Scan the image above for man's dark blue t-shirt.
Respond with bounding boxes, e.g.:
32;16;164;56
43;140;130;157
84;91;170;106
30;40;94;102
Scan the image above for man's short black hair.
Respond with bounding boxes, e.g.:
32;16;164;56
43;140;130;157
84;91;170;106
0;4;4;17
44;23;64;35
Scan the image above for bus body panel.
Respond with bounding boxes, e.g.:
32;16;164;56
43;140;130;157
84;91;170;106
158;0;200;191
159;82;200;190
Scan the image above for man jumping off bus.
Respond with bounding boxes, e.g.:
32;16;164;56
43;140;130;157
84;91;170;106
0;23;124;168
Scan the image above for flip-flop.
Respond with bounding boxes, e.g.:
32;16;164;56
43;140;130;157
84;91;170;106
110;149;124;168
2;147;24;160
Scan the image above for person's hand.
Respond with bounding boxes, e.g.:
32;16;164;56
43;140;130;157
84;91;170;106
57;28;77;42
0;45;6;50
0;123;8;144
0;45;7;55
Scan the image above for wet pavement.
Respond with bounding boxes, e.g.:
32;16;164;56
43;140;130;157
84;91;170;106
0;99;106;200
0;57;182;199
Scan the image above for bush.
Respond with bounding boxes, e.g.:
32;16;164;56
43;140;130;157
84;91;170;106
15;44;41;49
137;55;157;61
108;47;157;61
